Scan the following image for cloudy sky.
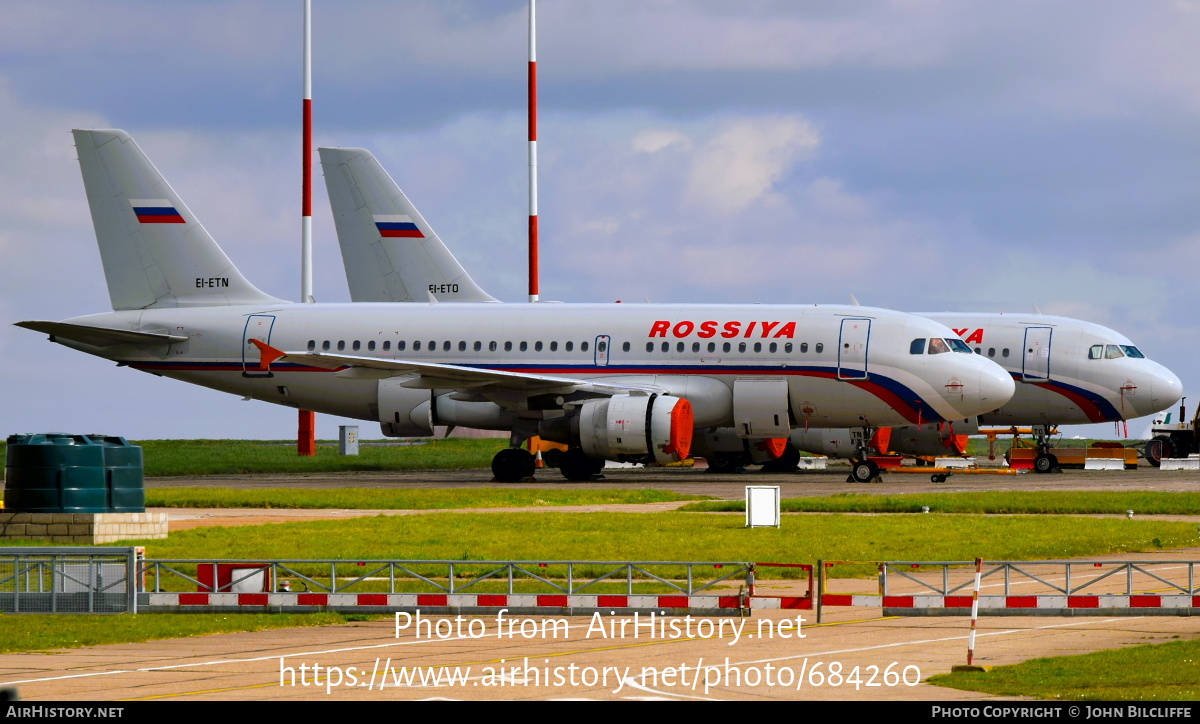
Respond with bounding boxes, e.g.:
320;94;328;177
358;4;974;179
1;0;1197;441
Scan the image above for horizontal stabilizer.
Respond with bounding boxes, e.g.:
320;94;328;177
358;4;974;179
15;320;188;347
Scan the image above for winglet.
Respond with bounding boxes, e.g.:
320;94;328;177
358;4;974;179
249;338;287;370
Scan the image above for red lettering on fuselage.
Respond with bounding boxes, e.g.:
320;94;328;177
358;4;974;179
647;320;798;339
953;328;985;345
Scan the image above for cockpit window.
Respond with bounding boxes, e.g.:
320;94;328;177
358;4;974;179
927;338;950;355
947;338;973;354
1089;344;1103;360
1121;345;1145;358
910;338;926;355
1105;344;1125;359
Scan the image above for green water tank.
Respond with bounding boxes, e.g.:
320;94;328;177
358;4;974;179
4;434;144;513
96;435;145;512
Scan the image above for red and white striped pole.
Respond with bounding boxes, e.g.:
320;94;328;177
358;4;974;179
297;0;317;456
967;557;983;666
527;0;539;304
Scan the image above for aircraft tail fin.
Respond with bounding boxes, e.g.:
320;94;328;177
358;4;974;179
319;147;498;303
72;129;284;310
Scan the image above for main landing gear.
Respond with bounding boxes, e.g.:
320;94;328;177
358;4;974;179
491;447;535;483
559;447;605;482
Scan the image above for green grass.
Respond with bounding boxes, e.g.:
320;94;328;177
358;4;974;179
0;437;1141;477
128;438;505;477
679;491;1200;515
0;613;378;655
64;513;1200;572
929;638;1200;700
1;438;508;477
146;487;708;510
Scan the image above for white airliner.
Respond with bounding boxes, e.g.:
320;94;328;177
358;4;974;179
319;146;1180;480
15;130;1014;483
792;312;1182;473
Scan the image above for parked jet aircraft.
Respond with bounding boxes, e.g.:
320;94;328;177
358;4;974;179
319;146;1179;479
14;131;1016;481
792;312;1182;473
11;132;1012;482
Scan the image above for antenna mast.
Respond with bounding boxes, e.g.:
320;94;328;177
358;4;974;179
297;0;317;456
527;0;539;303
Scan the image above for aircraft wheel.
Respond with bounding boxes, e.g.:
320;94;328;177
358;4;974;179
1033;453;1058;474
1143;436;1173;467
541;448;565;469
492;448;534;483
560;448;603;482
760;444;801;472
706;454;747;474
851;460;878;483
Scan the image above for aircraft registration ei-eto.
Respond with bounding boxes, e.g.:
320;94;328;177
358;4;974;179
319;146;1182;479
16;130;1015;483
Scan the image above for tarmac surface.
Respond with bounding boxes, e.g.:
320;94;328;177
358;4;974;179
3;463;1198;702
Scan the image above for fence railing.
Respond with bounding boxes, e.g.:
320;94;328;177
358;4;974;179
0;547;138;614
139;559;752;597
879;560;1198;597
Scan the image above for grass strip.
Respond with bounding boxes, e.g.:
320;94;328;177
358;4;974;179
142;438;505;477
678;491;1200;515
928;637;1200;701
81;513;1200;571
146;487;708;510
0;613;378;655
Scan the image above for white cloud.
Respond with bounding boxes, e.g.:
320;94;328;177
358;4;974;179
683;116;819;214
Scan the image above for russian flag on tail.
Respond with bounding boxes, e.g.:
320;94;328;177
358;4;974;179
130;199;185;224
373;214;424;238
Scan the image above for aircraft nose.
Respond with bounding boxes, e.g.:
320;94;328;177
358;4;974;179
976;362;1017;413
1143;364;1183;416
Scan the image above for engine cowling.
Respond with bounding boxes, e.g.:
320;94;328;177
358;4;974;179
376;380;434;437
693;428;788;464
887;419;978;457
542;394;693;463
433;394;513;430
789;428;859;458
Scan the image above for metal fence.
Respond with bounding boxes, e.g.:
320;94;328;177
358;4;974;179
0;548;138;614
138;559;751;596
880;560;1198;598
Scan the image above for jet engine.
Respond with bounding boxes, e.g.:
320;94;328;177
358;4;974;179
886;419;978;457
540;394;693;463
376;380;434;437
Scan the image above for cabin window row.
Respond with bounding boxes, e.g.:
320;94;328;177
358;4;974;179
302;338;831;357
972;347;1011;358
306;339;592;353
637;341;822;354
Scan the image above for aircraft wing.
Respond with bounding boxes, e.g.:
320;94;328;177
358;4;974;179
15;321;189;347
261;343;664;397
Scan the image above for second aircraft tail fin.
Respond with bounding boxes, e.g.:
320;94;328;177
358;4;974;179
73;129;284;310
319;147;497;304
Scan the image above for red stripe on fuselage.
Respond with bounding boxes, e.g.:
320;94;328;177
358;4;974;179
1032;381;1109;423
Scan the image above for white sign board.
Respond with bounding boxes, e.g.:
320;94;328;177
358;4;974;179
745;486;781;528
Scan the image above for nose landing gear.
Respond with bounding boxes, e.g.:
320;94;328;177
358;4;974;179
847;425;881;483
